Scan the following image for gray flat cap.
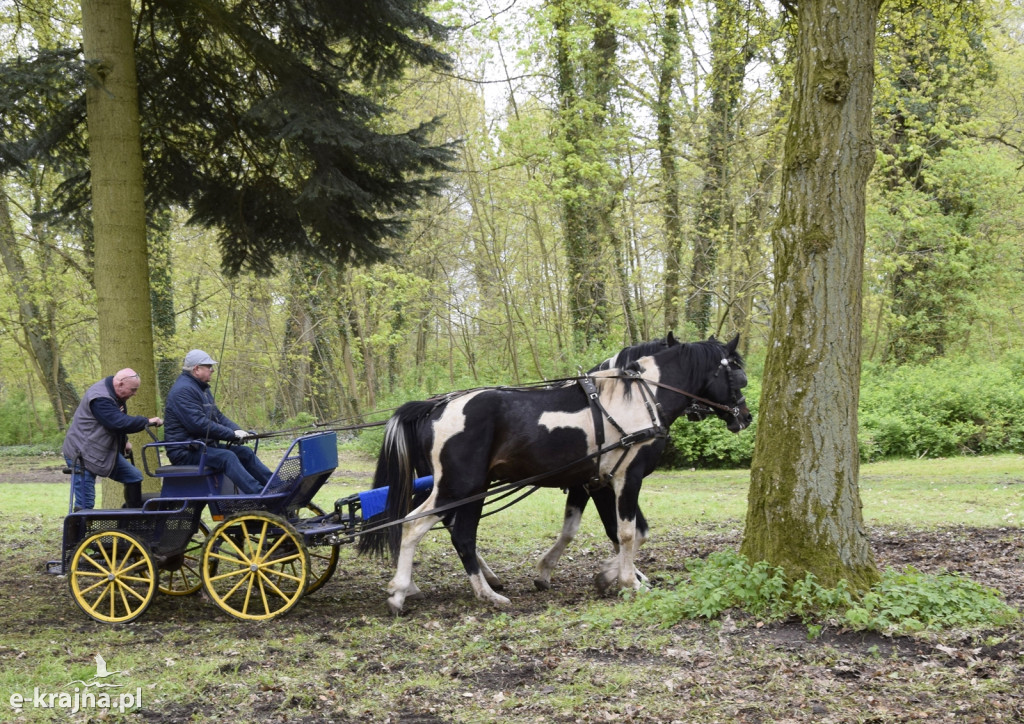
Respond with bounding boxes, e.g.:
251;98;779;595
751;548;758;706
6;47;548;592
182;349;217;369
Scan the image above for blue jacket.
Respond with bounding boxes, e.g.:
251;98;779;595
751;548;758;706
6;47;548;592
163;372;240;449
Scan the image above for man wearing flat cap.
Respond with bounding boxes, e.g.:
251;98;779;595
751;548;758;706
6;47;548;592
162;350;272;494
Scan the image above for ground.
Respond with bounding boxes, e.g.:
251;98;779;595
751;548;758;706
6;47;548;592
2;458;1022;722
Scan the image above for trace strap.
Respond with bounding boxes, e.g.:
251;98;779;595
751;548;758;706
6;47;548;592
355;419;667;539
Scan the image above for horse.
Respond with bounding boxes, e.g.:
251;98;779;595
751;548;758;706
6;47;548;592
534;332;682;591
358;335;751;613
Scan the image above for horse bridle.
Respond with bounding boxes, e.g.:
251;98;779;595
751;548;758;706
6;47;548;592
638;357;748;421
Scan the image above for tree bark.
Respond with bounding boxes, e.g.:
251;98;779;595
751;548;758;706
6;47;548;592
657;0;684;333
686;0;752;337
0;186;79;427
80;0;160;505
741;0;882;591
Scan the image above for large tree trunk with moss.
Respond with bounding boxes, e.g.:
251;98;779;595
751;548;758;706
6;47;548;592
741;0;881;591
81;0;159;507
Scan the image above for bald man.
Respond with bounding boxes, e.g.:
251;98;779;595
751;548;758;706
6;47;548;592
62;368;163;510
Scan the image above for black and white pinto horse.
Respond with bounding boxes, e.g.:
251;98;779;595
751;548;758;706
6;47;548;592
534;333;683;591
358;336;751;613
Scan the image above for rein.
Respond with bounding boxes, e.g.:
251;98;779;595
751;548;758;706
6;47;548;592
641;378;746;419
355;426;664;538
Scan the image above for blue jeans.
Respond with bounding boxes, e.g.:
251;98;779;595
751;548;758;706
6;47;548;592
171;444;273;495
65;454;143;510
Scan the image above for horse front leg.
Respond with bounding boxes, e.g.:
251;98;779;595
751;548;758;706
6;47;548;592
387;512;440;615
594;476;645;595
535;486;589;590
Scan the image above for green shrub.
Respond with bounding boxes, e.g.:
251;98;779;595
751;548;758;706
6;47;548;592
858;358;1024;461
662;377;760;469
662;356;1024;468
0;391;62;447
621;550;1019;635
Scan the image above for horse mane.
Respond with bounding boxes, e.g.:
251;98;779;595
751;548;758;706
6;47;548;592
619;337;742;393
589;334;677;372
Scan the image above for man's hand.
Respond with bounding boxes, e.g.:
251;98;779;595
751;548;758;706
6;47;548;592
234;429;249;440
148;417;163;427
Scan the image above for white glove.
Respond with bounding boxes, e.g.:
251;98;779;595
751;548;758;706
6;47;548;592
233;429;249;440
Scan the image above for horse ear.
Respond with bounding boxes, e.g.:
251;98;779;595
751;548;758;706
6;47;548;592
666;331;677;345
726;335;740;353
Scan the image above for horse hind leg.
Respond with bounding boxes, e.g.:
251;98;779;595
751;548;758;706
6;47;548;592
387;512;440;615
446;511;503;590
535;487;588;591
450;499;510;608
595;513;645;596
476;554;504;590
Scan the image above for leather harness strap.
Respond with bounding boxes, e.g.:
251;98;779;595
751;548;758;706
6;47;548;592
577;372;667;487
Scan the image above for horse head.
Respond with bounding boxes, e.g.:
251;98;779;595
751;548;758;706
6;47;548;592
701;335;752;433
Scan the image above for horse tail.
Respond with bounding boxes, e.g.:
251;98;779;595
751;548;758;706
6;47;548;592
357;400;436;559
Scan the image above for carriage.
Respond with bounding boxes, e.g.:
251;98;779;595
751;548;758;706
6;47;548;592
48;334;751;622
48;430;426;624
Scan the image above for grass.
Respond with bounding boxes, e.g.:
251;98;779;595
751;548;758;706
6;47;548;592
1;451;1023;721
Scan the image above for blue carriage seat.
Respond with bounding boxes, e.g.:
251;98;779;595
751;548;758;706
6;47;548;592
141;440;226;498
358;475;434;519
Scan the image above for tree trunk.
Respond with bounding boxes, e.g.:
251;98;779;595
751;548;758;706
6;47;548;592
80;0;160;506
148;209;177;402
686;0;751;337
551;0;613;347
658;0;684;333
741;0;882;591
0;186;79;426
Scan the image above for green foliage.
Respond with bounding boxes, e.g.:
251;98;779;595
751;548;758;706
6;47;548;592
844;567;1019;632
622;550;1019;635
858;357;1024;460
0;391;62;447
663;354;1024;468
625;551;788;624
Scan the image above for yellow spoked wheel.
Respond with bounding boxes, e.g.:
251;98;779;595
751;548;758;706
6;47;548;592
292;502;339;595
69;531;156;624
158;520;210;596
202;512;308;621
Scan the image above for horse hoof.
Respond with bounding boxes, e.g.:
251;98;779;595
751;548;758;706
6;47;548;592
533;578;551;592
387;594;406;615
593;571;616;596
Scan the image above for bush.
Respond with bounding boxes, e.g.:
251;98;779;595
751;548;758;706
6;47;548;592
661;377;760;469
661;356;1024;469
0;391;62;447
858;358;1024;461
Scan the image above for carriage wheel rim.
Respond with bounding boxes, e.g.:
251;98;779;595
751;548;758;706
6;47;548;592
292;503;338;595
70;531;156;624
202;513;308;621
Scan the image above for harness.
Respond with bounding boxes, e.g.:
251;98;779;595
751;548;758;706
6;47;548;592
577;356;746;487
577;370;667;487
354;356;749;538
